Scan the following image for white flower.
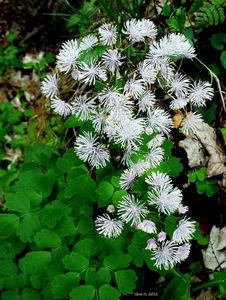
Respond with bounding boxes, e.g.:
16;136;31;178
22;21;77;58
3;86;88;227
152;241;178;269
114;118;145;150
145;172;172;189
138;60;157;84
132;160;150;176
79;34;98;51
148;146;164;167
74;132;110;168
137;220;156;234
158;231;167;242
118;194;149;226
72;69;80;80
123;19;157;43
189;81;214;107
148;186;183;215
98;23;117;46
172;218;196;243
120;168;137;190
147;108;172;134
138;92;156;112
181;112;203;135
95;214;123;238
176;244;191;262
71;95;95;121
147;134;165;148
149;33;196;60
50;97;72;116
168;73;191;97
79;61;107;85
102;49;123;72
92;110;107;133
41;73;58;98
178;205;189;214
56;40;80;73
124;78;146;99
146;239;157;250
170;97;188;110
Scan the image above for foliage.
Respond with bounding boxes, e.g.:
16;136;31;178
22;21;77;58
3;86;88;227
187;167;219;197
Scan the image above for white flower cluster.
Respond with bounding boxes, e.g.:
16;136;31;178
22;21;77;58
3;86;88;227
41;18;212;269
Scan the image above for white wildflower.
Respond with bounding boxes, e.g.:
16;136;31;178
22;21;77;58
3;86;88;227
172;218;196;243
123;19;157;43
50;97;72;116
118;194;149;226
170;97;188;110
176;244;191;262
92;111;107;133
181;112;203;135
98;23;117;46
95;214;123;238
147;134;165;148
137;220;156;234
71;95;95;121
120;168;137;190
145;172;172;189
146;239;157;250
168;73;191;97
148;146;164;167
74;132;110;168
102;49;123;71
79;61;107;85
56;39;80;73
189;81;214;107
79;34;98;51
138;92;156;112
147;108;172;134
158;231;167;242
41;73;58;98
152;241;178;269
138;60;157;84
124;77;146;99
148;186;183;215
178;205;189;214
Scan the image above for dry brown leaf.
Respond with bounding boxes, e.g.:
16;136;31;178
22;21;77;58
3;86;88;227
202;226;226;271
195;288;218;300
173;112;183;129
179;137;206;168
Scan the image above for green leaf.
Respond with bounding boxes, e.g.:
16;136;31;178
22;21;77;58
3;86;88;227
85;267;97;285
187;172;196;183
196;180;206;194
21;288;41;300
96;181;114;207
0;214;19;238
64;116;83;128
62;252;89;272
97;267;111;286
162;140;173;157
104;253;131;270
196;168;206;181
51;272;79;299
111;190;127;206
161;275;191;300
5;192;30;212
70;285;95;300
115;270;137;295
34;229;61;248
99;284;121;300
77;215;94;235
159;157;183;177
40;201;70;229
73;238;97;258
1;290;20;300
20;251;51;274
65;174;96;199
220;51;226;69
17;213;40;242
0;260;17;277
193;229;209;246
210;33;226;50
128;244;143;267
164;215;177;238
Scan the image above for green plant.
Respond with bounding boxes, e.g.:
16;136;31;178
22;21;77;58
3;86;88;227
187;167;219;197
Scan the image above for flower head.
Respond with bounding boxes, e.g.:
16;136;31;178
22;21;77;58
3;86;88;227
137;220;157;234
120;168;137;190
98;23;117;46
145;172;172;189
172;218;196;243
79;61;107;85
138;92;156;112
170;97;188;110
168;73;190;97
146;239;157;250
79;34;98;51
102;49;123;71
181;112;203;135
123;19;157;43
124;77;146;99
152;241;178;269
158;231;167;242
138;60;157;84
176;244;191;262
71;95;95;121
147;108;172;134
148;185;182;215
95;214;123;238
118;194;148;226
189;81;214;107
148;146;164;167
50;97;72;116
56;39;80;73
74;132;110;168
41;73;58;98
